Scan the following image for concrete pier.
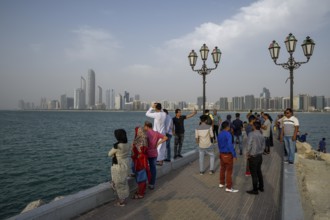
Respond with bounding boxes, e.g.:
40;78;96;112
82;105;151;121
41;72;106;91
75;140;287;220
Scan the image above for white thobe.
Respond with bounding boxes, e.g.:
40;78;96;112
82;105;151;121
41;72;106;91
146;108;167;161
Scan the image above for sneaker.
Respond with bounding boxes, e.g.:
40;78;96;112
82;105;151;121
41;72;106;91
178;154;183;158
164;159;171;162
200;171;204;175
209;170;215;175
284;160;289;164
289;162;294;164
148;185;155;190
245;172;251;176
219;184;225;188
226;188;239;193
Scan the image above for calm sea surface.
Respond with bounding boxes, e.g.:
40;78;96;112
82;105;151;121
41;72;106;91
0;111;329;219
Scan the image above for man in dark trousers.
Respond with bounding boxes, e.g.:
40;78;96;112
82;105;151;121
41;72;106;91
246;121;265;195
172;108;197;159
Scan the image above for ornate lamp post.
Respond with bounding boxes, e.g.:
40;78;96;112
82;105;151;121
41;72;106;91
268;33;315;109
188;44;222;113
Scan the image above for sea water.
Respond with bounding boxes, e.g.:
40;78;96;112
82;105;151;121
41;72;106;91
0;110;329;219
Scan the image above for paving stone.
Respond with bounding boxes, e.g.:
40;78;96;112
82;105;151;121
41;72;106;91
75;141;283;220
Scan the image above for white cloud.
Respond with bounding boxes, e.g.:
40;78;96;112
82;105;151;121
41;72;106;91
65;26;120;61
163;0;330;52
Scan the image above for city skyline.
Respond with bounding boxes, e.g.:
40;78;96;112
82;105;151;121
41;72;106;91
1;0;330;109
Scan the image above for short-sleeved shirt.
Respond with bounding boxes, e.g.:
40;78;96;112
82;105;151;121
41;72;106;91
262;119;271;138
173;115;187;134
283;116;299;136
232;119;243;136
146;129;165;158
213;114;221;126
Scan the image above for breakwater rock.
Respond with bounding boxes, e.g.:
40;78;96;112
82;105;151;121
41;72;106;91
296;141;330;219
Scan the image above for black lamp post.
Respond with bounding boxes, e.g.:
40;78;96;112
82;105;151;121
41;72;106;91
188;44;221;114
268;33;315;109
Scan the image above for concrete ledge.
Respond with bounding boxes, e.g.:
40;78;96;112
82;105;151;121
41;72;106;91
281;153;304;220
8;149;198;220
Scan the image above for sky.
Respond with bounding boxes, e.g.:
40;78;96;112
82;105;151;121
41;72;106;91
1;0;330;109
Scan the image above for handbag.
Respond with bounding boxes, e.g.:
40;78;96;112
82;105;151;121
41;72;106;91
136;169;147;183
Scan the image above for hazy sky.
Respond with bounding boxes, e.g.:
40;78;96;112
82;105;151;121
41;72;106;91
1;0;330;109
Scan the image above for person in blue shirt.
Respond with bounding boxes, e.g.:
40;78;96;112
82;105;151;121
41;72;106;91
217;121;238;193
318;138;326;153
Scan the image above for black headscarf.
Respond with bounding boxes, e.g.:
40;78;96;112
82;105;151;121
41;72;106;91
114;129;127;149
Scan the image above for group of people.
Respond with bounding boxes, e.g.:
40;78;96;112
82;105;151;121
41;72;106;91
107;105;325;205
107;103;198;206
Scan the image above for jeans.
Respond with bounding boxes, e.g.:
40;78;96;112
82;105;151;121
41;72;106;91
213;125;219;142
174;133;185;156
264;137;270;153
148;157;157;185
234;135;243;152
199;146;215;172
248;154;264;191
166;134;172;160
219;153;234;189
284;136;296;163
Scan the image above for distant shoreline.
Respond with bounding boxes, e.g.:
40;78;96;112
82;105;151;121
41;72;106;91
1;109;330;114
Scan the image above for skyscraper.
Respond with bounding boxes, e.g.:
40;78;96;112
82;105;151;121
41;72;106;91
97;86;102;104
245;95;255;110
219;97;228;111
60;94;67;110
74;88;84;109
124;91;129;103
86;69;95;109
81;76;86;109
115;94;122;110
105;89;111;110
197;97;203;110
110;89;115;109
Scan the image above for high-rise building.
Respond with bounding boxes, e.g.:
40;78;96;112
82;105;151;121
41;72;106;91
110;89;115;109
134;94;140;101
105;89;111;110
197;97;203;110
244;95;255;111
325;97;330;107
232;96;244;111
282;97;290;110
219;97;228;111
60;94;67;110
115;94;122;110
260;87;271;110
81;76;86;109
86;69;95;108
67;97;74;109
316;96;325;111
74;88;85;109
124;91;130;103
97;86;102;104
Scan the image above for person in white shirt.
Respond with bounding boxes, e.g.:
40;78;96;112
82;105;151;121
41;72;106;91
261;113;271;155
163;109;173;162
146;103;167;165
195;115;215;175
280;108;299;164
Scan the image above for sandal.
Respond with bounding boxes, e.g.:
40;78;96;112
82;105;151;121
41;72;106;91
114;201;126;207
132;194;144;199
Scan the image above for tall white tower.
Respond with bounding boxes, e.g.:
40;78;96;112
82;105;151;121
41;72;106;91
97;86;102;104
81;76;86;109
86;69;95;108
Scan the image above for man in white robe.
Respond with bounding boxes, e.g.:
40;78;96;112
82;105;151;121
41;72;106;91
146;102;167;165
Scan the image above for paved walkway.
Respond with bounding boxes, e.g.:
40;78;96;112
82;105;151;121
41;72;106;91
76;140;283;220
